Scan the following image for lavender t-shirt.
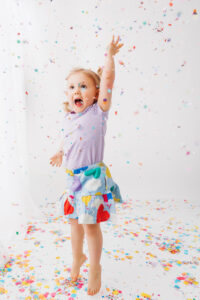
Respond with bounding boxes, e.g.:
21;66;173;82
61;102;109;170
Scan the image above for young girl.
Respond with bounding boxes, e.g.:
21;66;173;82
50;35;123;296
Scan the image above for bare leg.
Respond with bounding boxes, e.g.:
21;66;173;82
69;218;87;281
83;223;102;295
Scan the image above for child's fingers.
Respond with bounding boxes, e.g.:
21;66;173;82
118;43;124;48
113;35;120;45
56;160;61;167
50;155;62;167
50;159;56;166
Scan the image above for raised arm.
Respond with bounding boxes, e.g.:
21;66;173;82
98;35;124;112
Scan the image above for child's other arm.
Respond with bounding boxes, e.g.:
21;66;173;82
98;35;124;112
49;138;64;167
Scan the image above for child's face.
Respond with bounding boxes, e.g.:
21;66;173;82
65;72;99;113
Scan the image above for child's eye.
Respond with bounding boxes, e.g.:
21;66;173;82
69;86;74;89
81;84;87;89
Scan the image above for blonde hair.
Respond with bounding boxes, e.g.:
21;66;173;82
63;67;103;113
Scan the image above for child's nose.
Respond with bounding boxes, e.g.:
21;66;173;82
74;88;81;95
74;86;80;92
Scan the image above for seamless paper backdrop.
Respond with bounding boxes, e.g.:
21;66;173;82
0;0;200;266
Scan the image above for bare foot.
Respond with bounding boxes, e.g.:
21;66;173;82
87;264;102;295
71;253;87;282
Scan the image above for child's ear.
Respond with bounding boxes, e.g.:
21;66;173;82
95;90;99;98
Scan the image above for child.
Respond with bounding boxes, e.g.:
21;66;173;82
50;35;123;296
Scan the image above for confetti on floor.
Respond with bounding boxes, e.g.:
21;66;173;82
1;197;200;299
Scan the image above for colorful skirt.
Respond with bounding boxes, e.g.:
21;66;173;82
58;161;123;224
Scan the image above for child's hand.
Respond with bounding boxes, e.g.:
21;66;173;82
107;35;124;57
49;151;63;167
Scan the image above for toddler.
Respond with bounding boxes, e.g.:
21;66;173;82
50;35;123;296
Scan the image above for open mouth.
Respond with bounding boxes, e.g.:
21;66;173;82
74;98;83;107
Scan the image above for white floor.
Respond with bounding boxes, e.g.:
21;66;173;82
1;196;200;300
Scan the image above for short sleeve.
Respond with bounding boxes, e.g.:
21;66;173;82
93;102;109;120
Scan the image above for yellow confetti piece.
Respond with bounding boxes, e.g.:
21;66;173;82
71;289;77;293
23;263;29;267
44;285;50;288
59;277;65;280
141;292;151;298
112;290;119;295
34;291;39;295
147;253;156;258
0;287;7;294
36;282;42;287
56;257;60;259
22;282;30;286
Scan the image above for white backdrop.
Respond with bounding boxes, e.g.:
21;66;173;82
1;0;200;266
